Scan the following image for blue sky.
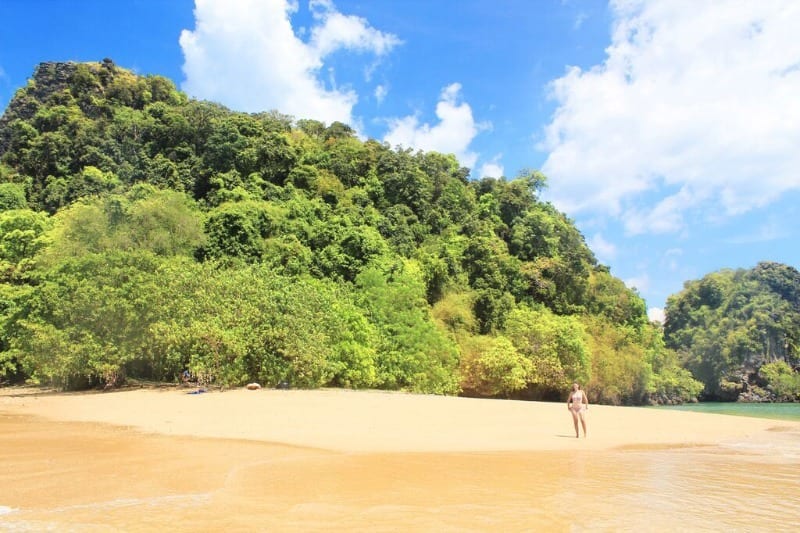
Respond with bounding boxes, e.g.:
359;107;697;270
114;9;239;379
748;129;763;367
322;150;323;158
2;0;799;319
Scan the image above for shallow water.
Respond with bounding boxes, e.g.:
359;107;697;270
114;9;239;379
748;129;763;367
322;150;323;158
656;402;800;421
1;414;798;532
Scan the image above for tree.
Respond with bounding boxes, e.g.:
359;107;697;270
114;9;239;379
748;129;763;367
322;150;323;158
505;305;590;399
0;183;27;211
0;59;695;403
758;361;800;401
39;188;203;263
9;251;163;388
664;265;800;399
460;335;531;397
586;268;647;327
0;209;51;274
201;200;283;262
355;262;459;394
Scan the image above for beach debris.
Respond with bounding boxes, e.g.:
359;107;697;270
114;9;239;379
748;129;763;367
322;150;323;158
246;383;261;390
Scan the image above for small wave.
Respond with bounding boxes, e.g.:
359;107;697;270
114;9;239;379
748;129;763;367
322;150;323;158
720;439;800;460
43;493;211;514
0;505;18;515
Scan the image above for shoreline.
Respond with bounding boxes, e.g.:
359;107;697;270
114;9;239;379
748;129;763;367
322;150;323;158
2;386;797;453
651;400;800;422
2;386;800;531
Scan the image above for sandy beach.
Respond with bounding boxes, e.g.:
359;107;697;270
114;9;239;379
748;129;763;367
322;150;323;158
2;387;799;531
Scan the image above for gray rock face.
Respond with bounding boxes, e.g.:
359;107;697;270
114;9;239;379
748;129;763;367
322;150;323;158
30;62;80;101
0;61;80;155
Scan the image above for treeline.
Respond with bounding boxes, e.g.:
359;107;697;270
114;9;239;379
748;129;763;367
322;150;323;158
0;59;701;403
665;262;800;401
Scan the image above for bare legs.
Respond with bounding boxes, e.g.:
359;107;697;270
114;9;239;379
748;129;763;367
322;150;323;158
570;409;587;437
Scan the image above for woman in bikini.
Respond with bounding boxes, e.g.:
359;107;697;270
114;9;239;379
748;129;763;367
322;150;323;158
567;382;588;438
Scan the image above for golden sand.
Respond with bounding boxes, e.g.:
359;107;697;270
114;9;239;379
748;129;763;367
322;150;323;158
1;387;790;452
1;387;798;531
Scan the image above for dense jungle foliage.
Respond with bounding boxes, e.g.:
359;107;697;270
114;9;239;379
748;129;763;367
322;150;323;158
0;58;770;405
665;262;800;401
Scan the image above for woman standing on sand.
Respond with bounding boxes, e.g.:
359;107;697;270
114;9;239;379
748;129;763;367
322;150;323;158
567;383;588;438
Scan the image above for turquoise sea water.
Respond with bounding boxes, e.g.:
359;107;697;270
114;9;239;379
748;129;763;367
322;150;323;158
656;401;800;421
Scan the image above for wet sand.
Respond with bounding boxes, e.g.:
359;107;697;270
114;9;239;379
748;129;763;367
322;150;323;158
2;387;799;531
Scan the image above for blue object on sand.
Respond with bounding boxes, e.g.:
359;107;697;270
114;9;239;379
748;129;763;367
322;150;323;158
187;388;206;395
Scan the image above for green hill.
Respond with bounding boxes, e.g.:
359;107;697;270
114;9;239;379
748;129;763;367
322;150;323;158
0;59;702;403
665;261;800;401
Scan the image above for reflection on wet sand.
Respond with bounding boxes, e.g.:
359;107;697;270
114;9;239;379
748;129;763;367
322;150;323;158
2;413;799;532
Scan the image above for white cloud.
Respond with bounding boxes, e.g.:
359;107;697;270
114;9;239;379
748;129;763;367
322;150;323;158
541;0;800;235
663;247;683;271
383;83;487;168
179;0;399;125
308;0;400;57
724;215;790;244
587;233;616;263
374;84;388;104
573;12;588;30
624;273;649;294
479;155;504;178
647;307;665;324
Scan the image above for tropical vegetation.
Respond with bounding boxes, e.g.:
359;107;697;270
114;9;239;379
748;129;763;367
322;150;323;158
664;261;800;401
1;59;793;404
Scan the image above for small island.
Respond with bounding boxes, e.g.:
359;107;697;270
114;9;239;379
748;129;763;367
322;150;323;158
2;61;796;407
0;56;798;531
